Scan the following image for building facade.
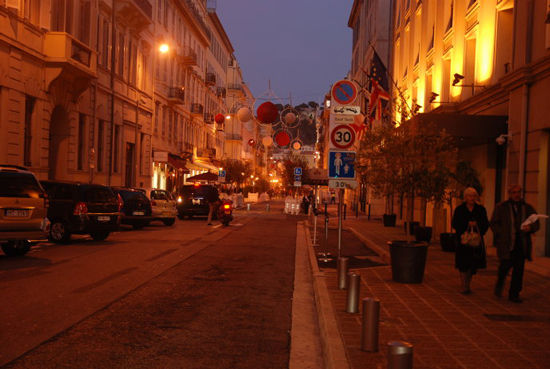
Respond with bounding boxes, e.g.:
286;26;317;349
391;0;550;257
0;0;252;193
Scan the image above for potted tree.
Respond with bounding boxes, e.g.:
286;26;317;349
383;120;454;283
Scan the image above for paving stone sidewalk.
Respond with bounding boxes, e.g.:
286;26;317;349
318;212;550;369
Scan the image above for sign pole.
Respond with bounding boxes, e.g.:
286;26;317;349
338;188;344;258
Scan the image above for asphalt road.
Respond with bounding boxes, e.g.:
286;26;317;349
0;205;303;368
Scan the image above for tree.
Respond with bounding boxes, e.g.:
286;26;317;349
220;159;252;186
281;152;309;190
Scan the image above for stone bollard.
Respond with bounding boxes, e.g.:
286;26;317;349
337;257;349;290
361;297;380;352
247;203;251;211
266;203;270;212
387;341;413;369
346;273;360;313
325;216;329;240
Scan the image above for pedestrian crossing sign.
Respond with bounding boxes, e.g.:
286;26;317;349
328;151;356;179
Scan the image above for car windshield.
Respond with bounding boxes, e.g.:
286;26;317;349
118;190;147;202
83;186;116;202
151;191;168;200
180;186;216;198
0;172;42;198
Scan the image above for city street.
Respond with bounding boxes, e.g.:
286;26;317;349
0;204;308;368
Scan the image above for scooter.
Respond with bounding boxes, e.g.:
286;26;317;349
217;199;233;226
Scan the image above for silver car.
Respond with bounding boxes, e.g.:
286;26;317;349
146;189;177;226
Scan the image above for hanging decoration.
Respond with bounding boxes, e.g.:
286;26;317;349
291;139;302;151
256;101;279;124
280;107;299;128
262;136;273;147
248;138;256;147
214;114;225;124
237;107;252;122
273;129;291;148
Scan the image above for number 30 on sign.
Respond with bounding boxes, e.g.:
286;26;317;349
330;124;355;149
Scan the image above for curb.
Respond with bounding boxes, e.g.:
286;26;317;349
347;226;391;263
303;222;351;369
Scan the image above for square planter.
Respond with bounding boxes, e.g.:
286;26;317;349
439;233;457;252
388;240;428;284
383;214;396;227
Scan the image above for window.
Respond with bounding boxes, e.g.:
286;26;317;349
97;120;104;172
114;125;120;173
23;0;40;24
154;102;160;135
162;105;166;138
78;0;90;44
77;113;86;170
117;32;125;77
101;18;110;68
24;95;35;167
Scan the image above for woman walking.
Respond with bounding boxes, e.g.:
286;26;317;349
451;187;489;294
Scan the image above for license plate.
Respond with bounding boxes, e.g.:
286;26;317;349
192;199;201;205
97;216;110;222
224;210;231;215
5;209;29;217
133;211;144;216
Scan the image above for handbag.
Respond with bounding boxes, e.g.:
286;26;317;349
460;224;481;247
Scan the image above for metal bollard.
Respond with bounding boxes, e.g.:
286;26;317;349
325;216;329;240
337;257;349;290
387;341;413;369
312;213;318;247
344;204;347;220
361;297;380;352
324;203;328;216
266;203;270;212
247;203;251;211
346;273;360;313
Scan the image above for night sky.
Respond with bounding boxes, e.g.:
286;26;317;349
216;0;352;107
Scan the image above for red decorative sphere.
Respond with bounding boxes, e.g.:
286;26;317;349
214;114;225;124
248;138;256;146
274;131;291;147
256;102;279;124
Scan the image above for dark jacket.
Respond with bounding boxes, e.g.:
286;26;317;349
451;202;489;272
490;200;539;260
452;202;489;238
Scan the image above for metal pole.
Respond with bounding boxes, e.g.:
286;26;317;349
337;257;349;290
346;273;360;313
361;297;380;352
324;202;328;216
344;203;347;220
313;212;318;246
356;202;359;218
338;188;343;258
325;215;329;241
266;202;270;212
387;341;413;369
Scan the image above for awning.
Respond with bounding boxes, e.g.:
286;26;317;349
168;154;190;173
303;168;328;186
409;113;508;147
190;158;219;172
186;172;219;182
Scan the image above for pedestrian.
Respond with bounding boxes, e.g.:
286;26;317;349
206;186;220;225
330;190;336;204
302;192;311;214
490;185;539;303
451;187;489;295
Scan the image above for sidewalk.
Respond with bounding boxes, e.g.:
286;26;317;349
306;209;550;369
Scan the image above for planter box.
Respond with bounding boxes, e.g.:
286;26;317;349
414;226;432;243
383;214;396;227
388;240;428;284
439;233;457;252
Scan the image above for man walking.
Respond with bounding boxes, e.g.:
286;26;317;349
490;185;539;303
206;186;220;225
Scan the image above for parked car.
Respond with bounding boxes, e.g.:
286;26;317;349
111;187;152;229
0;165;49;256
176;184;218;219
40;181;120;243
145;189;177;226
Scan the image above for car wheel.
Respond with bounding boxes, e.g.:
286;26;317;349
90;231;110;241
1;240;31;256
162;218;176;226
49;220;71;243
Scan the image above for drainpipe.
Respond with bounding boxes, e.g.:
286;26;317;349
108;0;117;186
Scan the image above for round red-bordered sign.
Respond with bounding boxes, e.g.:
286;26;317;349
331;124;356;149
331;80;358;105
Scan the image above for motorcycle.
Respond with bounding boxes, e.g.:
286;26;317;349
217;199;233;226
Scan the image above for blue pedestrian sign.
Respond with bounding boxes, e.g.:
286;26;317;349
218;170;226;182
328;151;356;179
294;175;302;182
294;167;302;175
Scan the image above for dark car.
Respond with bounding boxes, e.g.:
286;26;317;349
111;187;152;229
176;184;218;219
40;181;120;243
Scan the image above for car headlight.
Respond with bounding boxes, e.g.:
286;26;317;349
177;196;182;203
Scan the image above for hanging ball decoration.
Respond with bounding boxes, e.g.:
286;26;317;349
248;138;256;147
237;107;252;122
273;130;291;147
283;112;297;125
256;101;279;124
291;140;302;151
262;136;273;147
214;114;225;124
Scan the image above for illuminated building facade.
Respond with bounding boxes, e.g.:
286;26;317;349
392;0;550;257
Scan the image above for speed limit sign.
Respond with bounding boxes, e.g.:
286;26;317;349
330;124;356;149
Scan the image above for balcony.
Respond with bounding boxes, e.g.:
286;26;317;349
216;87;226;98
227;83;243;92
178;47;197;66
116;0;152;32
167;87;185;104
225;133;242;141
206;72;216;86
44;32;97;100
191;103;204;116
204;113;214;123
197;148;216;158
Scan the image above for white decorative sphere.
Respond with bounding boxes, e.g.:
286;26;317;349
237;107;252;122
262;136;273;146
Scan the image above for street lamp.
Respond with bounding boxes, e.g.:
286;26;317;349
159;43;169;54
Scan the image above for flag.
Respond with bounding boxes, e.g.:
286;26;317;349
367;51;390;125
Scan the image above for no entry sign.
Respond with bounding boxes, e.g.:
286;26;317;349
330;124;355;149
331;80;358;105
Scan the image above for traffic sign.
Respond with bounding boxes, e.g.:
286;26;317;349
328;151;356;179
330;124;356;149
294;175;302;182
218;170;226;182
329;179;358;189
294;167;302;175
332;105;361;115
331;80;358;105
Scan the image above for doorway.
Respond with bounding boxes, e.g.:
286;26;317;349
48;106;70;180
125;142;135;187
